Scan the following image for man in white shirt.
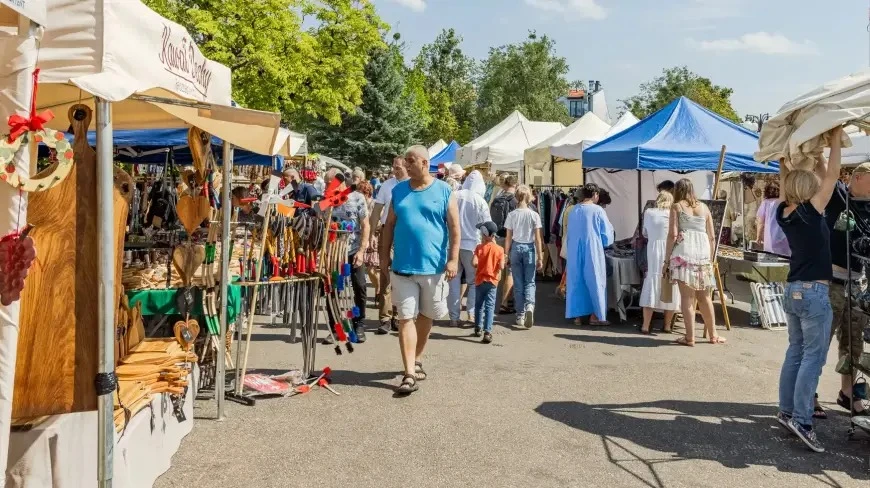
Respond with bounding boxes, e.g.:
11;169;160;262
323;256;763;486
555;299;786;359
447;170;491;326
369;156;409;334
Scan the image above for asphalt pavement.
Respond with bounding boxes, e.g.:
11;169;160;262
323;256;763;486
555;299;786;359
155;280;870;488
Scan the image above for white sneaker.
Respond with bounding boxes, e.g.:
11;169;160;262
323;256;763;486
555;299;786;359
524;309;534;328
515;316;525;327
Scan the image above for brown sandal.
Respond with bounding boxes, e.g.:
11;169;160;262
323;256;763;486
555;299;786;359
676;336;695;347
709;336;727;345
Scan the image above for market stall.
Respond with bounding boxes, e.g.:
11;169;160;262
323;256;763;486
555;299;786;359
523;112;610;186
469;118;564;172
456;110;527;164
581;97;778;326
2;0;293;485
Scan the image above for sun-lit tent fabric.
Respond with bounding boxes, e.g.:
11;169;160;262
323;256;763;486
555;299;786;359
546;112;638;163
831;133;870;166
318;155;351;172
756;69;868;170
429;140;460;172
583;97;778;173
35;0;286;156
457;110;528;164
526;113;611;170
473;120;565;170
428;139;447;157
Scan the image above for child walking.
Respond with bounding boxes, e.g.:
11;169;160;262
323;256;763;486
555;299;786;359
473;222;505;344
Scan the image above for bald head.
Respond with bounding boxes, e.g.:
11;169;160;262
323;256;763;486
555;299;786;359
405;145;429;161
404;145;431;181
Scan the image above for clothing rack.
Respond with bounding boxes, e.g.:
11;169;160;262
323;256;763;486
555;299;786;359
844;189;870;438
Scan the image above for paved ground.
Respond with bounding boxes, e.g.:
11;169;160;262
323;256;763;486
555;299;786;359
156;281;870;488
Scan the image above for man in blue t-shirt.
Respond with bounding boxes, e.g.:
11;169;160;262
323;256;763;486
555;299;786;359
381;145;459;395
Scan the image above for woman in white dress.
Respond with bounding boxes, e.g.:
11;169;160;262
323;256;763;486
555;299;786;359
640;191;680;333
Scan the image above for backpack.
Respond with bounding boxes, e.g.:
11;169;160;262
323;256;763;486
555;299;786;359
491;192;517;238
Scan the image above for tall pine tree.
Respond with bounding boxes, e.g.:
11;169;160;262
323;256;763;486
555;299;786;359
308;42;423;169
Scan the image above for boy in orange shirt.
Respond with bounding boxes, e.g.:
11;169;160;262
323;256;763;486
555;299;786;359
473;222;505;344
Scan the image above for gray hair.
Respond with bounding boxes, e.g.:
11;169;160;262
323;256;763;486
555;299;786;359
282;167;300;179
352;168;366;181
405;144;430;161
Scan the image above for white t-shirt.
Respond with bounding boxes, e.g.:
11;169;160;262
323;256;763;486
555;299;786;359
504;207;542;244
374;177;407;225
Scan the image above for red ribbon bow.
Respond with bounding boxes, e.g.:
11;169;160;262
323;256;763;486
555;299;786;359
7;68;55;143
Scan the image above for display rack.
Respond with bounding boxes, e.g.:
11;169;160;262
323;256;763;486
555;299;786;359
844;189;870;439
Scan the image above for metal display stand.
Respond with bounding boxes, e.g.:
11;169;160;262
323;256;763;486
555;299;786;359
845;189;870;439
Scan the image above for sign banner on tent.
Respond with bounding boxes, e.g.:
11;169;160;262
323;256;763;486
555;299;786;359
0;1;47;26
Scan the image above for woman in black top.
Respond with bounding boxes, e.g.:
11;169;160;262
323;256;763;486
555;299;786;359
775;126;842;453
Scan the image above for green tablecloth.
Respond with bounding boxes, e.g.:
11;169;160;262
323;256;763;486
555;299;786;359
127;284;242;323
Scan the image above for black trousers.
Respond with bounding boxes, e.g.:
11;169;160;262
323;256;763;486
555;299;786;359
326;253;367;325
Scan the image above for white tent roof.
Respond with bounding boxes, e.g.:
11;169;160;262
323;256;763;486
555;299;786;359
35;0;287;156
428;139;447;157
472;119;565;170
318;155;350;172
551;111;640;161
457;110;528;164
525;113;610;170
829;133;870;166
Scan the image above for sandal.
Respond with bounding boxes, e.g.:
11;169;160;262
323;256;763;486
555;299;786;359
709;336;727;345
396;374;418;395
676;336;695;347
640;327;652;335
573;318;583;326
414;361;427;381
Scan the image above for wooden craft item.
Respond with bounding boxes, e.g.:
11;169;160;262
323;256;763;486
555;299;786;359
173;318;200;351
14;105;130;418
126;301;145;352
176;195;201;236
129;338;180;354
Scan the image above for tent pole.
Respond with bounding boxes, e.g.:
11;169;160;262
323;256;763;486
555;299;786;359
550;156;555;186
217;142;233;421
637;171;642;219
0;17;39;480
712;145;727;198
95;97;115;488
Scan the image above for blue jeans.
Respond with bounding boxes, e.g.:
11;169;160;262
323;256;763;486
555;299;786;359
474;282;497;332
779;281;833;426
511;242;536;318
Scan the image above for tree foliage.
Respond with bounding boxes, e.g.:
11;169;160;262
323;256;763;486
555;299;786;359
144;0;386;125
475;32;572;131
413;29;477;144
307;43;423;169
622;66;740;122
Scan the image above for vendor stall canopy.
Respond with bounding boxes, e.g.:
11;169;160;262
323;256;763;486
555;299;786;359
34;0;292;157
457;110;528;164
472;119;565;170
583;96;778;173
525;112;611;170
430;140;459;172
38;128;293;166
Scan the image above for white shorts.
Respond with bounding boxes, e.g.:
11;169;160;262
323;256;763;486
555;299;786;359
390;272;448;320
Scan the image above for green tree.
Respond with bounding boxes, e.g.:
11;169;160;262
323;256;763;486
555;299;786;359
413;28;477;144
475;32;572;131
144;0;386;124
307;43;423;169
622;66;741;122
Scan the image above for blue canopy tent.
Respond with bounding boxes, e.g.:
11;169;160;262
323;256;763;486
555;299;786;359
429;140;460;172
583;96;777;173
39;128;281;167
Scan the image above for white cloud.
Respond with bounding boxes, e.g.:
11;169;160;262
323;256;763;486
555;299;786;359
524;0;608;20
689;32;820;56
387;0;426;12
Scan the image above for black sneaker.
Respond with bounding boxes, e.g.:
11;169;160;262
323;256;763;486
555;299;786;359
776;412;793;432
787;418;824;453
390;318;399;331
472;327;482;337
376;322;390;335
482;332;493;344
354;324;367;343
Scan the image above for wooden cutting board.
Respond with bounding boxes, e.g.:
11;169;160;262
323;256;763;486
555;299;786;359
13;104;132;418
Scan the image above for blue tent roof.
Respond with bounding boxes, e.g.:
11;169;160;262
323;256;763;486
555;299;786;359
582;97;777;173
429;140;460;171
39;128;280;167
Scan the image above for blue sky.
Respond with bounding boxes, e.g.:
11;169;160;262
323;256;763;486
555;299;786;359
374;0;869;120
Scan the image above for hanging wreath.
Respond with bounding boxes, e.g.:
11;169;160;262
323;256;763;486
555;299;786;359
0;68;74;193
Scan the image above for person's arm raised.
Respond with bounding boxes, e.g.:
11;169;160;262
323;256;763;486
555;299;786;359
810;126;844;212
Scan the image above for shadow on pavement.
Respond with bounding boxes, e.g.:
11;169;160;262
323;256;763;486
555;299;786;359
535;400;870;488
554;333;676;349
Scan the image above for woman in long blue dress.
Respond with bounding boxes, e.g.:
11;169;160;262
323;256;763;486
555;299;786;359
566;183;614;325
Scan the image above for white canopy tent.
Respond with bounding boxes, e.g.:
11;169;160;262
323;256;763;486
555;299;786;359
471;119;564;171
831;133;870;166
428;139;447;157
457;110;528;164
35;0;290;156
523;113;610;185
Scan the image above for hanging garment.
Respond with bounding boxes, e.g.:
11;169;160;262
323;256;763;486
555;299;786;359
565;203;614;319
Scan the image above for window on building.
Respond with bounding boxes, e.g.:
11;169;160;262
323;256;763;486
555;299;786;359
568;99;585;118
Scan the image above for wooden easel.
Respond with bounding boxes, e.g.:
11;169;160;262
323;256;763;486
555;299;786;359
705;145;732;336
